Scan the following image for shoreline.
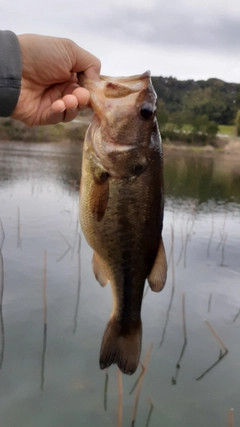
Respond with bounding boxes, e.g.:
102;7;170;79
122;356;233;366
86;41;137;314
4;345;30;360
163;137;240;158
1;136;240;157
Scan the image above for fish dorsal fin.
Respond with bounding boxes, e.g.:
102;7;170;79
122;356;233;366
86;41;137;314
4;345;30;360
147;238;167;292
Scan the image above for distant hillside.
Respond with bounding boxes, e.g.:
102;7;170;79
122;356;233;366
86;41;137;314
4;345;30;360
152;76;240;125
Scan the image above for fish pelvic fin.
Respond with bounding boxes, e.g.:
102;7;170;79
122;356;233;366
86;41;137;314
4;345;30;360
148;237;167;292
99;317;142;375
92;252;108;287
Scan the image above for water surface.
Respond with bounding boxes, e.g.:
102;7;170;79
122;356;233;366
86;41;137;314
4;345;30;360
0;142;239;427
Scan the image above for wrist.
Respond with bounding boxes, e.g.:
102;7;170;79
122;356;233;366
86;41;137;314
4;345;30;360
0;30;22;117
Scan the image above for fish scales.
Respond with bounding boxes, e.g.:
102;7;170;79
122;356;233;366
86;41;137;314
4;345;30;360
79;71;167;374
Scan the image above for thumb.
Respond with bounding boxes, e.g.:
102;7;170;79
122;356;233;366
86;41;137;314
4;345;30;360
68;41;101;80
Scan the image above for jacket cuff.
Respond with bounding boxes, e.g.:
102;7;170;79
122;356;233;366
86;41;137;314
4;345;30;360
0;30;22;117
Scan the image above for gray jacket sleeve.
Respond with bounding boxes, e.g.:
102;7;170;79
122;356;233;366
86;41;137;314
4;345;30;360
0;30;22;117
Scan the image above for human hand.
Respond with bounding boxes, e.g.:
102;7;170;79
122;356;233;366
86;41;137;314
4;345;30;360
11;34;101;126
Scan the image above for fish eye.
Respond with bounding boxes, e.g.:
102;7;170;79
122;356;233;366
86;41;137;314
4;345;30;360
140;106;153;120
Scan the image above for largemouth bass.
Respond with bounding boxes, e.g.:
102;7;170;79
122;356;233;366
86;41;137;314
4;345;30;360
79;71;167;375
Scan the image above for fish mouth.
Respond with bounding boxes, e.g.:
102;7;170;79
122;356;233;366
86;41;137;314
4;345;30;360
102;140;136;153
78;70;151;86
92;125;137;156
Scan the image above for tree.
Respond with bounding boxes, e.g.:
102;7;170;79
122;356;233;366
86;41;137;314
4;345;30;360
153;76;240;126
235;110;240;136
156;100;169;126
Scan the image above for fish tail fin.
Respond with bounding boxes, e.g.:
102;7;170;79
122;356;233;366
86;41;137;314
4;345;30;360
99;317;142;375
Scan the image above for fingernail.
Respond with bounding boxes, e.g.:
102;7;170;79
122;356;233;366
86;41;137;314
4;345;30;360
78;103;88;111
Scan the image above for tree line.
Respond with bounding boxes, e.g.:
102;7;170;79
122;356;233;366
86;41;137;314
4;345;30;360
152;76;240;143
1;76;240;144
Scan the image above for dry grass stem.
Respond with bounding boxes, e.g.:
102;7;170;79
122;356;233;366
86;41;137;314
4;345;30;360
183;231;190;268
145;397;154;427
228;408;234;427
129;363;144;396
182;292;187;341
117;368;123;427
104;368;109;411
0;220;5;369
17;206;22;248
233;308;240;323
71;219;79;258
171;224;175;289
43;251;47;325
73;233;81;334
0;218;5;250
172;293;187;385
56;231;72;262
207;212;214;258
159;222;175;349
196;320;229;381
208;293;212;313
177;225;184;266
220;232;228;267
205;320;228;352
131;344;153;426
41;250;47;391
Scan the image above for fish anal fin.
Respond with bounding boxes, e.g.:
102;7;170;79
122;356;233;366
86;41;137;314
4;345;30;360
90;172;109;222
92;252;108;287
100;317;142;375
148;238;167;292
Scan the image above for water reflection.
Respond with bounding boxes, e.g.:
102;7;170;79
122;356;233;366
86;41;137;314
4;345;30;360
164;151;240;204
159;224;175;349
0;218;5;369
171;293;187;385
73;233;81;334
195;320;229;381
0;142;240;206
40;250;47;392
0;142;239;427
0;142;82;190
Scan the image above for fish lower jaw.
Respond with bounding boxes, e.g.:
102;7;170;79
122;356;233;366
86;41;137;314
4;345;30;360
94;140;136;156
105;143;136;153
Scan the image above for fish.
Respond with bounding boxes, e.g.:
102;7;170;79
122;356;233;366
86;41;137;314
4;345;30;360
78;71;167;375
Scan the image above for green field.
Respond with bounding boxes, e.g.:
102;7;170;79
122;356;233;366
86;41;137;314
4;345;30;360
218;125;235;136
181;124;236;136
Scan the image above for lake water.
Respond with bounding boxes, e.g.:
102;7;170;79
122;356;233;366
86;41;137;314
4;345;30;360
0;141;239;427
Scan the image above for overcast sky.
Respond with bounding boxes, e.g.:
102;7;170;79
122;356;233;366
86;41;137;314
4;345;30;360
2;0;240;82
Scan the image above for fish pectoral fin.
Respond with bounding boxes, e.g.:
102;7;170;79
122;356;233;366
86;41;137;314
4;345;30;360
80;178;82;196
147;238;167;292
92;252;108;287
90;172;109;222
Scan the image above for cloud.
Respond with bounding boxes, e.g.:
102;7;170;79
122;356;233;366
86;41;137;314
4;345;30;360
77;2;240;56
2;0;240;82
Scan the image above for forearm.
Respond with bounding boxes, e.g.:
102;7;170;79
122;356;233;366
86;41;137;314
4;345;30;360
0;30;22;117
